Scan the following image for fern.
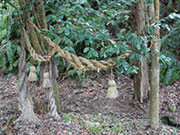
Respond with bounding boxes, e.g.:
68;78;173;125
160;13;180;85
6;41;14;64
163;68;173;85
160;54;180;85
0;40;19;75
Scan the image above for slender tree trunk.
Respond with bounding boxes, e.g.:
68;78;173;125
15;0;41;123
17;35;38;123
19;0;42;54
35;0;61;114
134;0;149;103
148;0;160;130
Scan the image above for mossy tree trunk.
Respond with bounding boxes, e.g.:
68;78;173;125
148;0;160;130
17;34;38;123
15;0;42;123
133;0;150;103
35;0;61;114
16;0;61;122
19;0;42;54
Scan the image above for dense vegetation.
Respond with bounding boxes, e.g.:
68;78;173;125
0;0;179;84
0;0;180;134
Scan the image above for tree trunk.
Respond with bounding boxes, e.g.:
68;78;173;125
16;0;41;123
148;0;160;130
134;0;150;103
19;0;42;55
36;0;61;115
49;58;61;113
17;35;38;123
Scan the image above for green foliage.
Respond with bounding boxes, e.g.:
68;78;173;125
0;2;20;76
1;0;149;78
0;40;20;75
0;5;13;42
92;116;101;122
160;55;180;85
44;0;149;75
63;113;71;122
111;125;125;132
89;124;103;131
65;69;86;87
160;13;180;85
1;0;179;86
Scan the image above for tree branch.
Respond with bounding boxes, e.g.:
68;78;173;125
8;2;19;10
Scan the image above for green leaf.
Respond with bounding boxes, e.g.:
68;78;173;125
0;29;7;41
66;69;78;77
74;5;84;13
135;54;142;61
131;33;137;39
127;65;138;74
83;47;89;53
169;13;180;19
92;50;98;57
13;60;19;67
63;46;76;54
64;29;70;36
46;14;56;22
136;38;142;50
78;0;87;4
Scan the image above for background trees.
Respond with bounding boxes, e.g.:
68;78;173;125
0;0;179;130
1;0;179;85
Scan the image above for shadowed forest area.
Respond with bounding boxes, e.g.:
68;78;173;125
0;0;180;134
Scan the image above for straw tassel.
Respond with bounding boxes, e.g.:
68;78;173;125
28;66;37;82
107;68;118;98
43;72;52;88
107;80;118;98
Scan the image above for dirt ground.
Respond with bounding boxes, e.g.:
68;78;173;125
0;72;180;134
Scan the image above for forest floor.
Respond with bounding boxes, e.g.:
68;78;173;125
0;72;180;135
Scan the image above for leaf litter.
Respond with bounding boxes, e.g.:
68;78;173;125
0;72;179;134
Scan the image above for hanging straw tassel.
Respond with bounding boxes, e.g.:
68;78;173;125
28;66;37;82
43;72;52;88
107;68;118;98
107;80;118;98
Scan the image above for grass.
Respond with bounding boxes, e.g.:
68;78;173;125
92;116;101;122
89;125;103;131
111;125;125;132
63;113;71;122
140;123;144;128
88;124;125;132
74;120;84;124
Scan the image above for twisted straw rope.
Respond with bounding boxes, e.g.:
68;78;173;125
22;27;60;62
24;20;130;71
48;88;60;120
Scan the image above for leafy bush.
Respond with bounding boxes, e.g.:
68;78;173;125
1;0;179;86
160;55;180;85
160;13;180;85
0;0;150;78
0;2;20;76
44;0;150;75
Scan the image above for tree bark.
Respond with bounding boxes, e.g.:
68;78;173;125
35;0;61;115
134;0;150;103
148;0;160;130
19;0;42;54
17;35;38;123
